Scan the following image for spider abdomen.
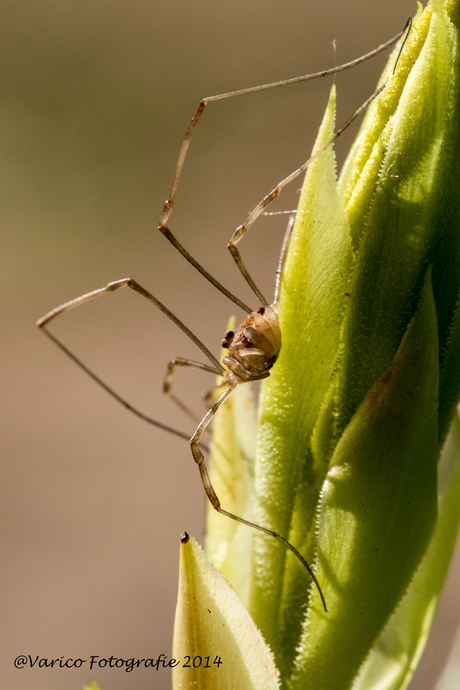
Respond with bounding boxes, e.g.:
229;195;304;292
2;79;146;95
223;303;281;383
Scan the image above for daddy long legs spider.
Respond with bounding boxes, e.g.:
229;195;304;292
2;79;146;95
37;20;412;614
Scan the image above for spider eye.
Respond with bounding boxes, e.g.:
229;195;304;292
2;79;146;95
221;330;234;349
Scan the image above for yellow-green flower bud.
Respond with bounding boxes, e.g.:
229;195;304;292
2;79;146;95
174;3;460;689
248;1;460;686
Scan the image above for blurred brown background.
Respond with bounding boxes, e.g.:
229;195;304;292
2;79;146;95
1;1;459;689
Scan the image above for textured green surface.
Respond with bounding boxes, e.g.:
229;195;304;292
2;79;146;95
173;536;280;690
291;270;439;689
247;86;354;673
197;2;460;688
351;413;460;690
253;0;460;685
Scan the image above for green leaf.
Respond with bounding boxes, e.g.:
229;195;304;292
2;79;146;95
336;0;460;443
198;3;460;686
290;269;439;690
247;85;354;674
351;412;460;690
173;534;280;690
338;4;431;245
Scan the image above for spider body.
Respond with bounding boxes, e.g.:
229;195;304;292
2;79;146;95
222;303;281;385
36;23;411;616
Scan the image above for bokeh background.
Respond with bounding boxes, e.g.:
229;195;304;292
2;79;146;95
2;1;459;689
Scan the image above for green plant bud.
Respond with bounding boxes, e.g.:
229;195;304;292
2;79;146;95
174;2;460;688
247;0;460;685
173;534;280;689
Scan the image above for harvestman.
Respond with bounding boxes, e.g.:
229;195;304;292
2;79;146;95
37;22;411;613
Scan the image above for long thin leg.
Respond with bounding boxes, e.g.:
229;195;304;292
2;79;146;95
37;277;227;447
159;26;409;306
227;19;413;299
40;324;198;445
37;278;225;375
274;214;296;304
163;357;221;423
190;384;328;612
159;28;405;229
159;227;253;315
227;82;386;300
202;379;227;408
